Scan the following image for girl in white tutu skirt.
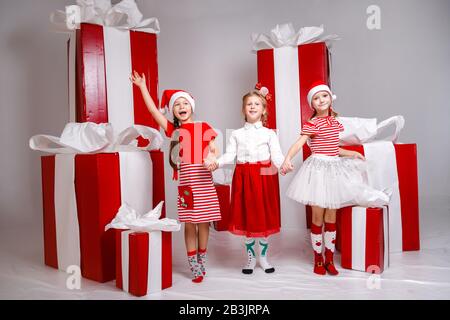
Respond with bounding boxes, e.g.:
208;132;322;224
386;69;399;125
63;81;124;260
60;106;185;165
281;82;389;276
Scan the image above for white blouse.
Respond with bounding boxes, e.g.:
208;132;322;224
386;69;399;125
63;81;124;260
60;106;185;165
217;121;285;168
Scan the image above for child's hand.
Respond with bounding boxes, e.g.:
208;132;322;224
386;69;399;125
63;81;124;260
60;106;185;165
204;154;219;171
280;159;294;176
204;159;218;171
129;70;146;88
209;161;219;171
352;151;365;161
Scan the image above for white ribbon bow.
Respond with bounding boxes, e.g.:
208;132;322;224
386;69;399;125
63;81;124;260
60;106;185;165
338;115;405;145
105;201;181;232
251;23;340;52
50;0;160;32
29;122;163;154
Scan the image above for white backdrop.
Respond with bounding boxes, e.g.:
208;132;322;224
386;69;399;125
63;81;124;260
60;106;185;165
1;0;449;231
1;0;450;301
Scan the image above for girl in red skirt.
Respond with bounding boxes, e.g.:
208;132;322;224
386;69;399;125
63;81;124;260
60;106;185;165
131;71;221;283
206;84;284;274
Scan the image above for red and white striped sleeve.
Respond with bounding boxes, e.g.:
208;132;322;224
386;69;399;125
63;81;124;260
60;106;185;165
301;121;318;136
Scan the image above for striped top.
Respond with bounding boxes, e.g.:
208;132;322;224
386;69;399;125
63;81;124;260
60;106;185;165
301;116;344;156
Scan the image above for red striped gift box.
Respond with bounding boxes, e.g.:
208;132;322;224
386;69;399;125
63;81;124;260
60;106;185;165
337;206;389;273
115;230;172;297
41;150;165;282
68;23;159;143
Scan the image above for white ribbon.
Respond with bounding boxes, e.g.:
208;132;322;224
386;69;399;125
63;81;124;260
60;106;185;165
339;115;405;146
363;141;403;253
54;154;81;271
337;115;405;252
29;122;163;154
273;46;306;230
351;207;367;272
50;0;160;33
251;23;339;52
106;201;181;233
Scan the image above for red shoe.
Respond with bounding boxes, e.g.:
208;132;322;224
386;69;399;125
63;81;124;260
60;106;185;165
192;275;204;283
325;261;339;276
314;260;326;275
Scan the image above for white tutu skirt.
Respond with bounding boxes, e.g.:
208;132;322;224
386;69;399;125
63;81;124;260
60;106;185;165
286;154;390;209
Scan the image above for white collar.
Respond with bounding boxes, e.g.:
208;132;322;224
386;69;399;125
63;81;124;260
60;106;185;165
244;121;263;130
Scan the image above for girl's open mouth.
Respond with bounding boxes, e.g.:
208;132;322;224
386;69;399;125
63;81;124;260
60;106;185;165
179;111;187;116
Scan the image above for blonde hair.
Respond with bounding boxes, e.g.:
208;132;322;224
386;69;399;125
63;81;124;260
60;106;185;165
242;90;268;125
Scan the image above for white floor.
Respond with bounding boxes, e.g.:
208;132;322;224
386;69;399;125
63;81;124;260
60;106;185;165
1;202;450;300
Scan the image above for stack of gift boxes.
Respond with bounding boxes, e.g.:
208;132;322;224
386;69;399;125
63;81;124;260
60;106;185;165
38;19;174;296
215;24;421;273
37;9;420;300
253;24;420;273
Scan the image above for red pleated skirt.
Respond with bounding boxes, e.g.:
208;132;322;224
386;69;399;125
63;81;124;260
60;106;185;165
228;161;281;237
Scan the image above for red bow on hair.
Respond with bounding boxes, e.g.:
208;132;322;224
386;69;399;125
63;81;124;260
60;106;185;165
254;83;272;101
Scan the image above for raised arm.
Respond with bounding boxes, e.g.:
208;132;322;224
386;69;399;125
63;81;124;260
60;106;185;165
130;71;168;132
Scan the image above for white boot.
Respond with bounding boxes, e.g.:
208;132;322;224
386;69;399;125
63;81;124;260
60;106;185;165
242;238;256;274
258;238;275;273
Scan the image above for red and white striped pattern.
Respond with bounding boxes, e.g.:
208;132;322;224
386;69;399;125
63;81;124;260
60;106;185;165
41;151;166;282
302;116;344;156
116;229;172;297
338;143;420;252
337;206;389;273
68;23;159;140
178;164;221;223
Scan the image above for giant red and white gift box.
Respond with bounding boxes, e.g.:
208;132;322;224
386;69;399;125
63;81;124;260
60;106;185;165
337;206;389;273
68;23;160;142
253;25;419;252
115;229;172;297
41;150;166;282
255;27;332;228
307;142;420;253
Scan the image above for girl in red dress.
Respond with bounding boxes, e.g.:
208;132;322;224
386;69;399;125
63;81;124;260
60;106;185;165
131;71;221;283
206;85;284;275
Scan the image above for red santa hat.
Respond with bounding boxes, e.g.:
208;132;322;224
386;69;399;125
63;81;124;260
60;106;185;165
306;82;337;109
160;90;195;114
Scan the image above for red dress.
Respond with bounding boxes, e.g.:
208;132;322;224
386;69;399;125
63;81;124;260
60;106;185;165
165;121;221;223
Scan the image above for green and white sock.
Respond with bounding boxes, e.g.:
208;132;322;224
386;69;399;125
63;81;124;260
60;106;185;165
242;238;256;274
258;238;275;273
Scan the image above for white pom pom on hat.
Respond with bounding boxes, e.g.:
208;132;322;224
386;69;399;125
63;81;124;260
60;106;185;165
160;89;195;114
306;82;337;109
